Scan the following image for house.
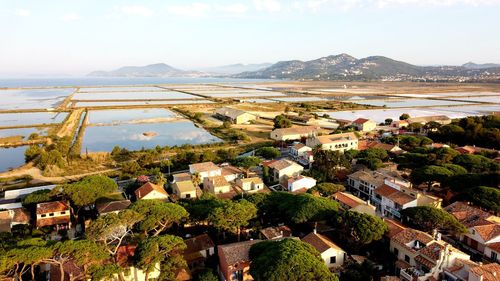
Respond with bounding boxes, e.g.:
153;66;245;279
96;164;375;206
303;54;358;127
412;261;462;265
115;245;162;281
221;164;244;182
485;243;500;263
215;107;257;124
265;159;304;185
444;202;500;257
287;175;316;193
259;225;292;240
455;145;498;155
352;118;377;132
36;201;71;229
358;140;404;155
444;261;500;281
96;200;131;216
390;228;470;281
306;132;358;153
347;169;403;201
289;143;312;159
391;120;409;129
333;192;376;216
203;175;231;194
302;231;346;268
235;177;264;193
270;126;320;141
172;180;198;199
134;182;169;201
0;208;30;232
183;234;215;269
173;172;192;183
218;240;261;281
407;115;452;125
189;162;222;180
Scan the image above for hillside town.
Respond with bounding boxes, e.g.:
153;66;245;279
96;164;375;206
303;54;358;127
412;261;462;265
1;107;499;281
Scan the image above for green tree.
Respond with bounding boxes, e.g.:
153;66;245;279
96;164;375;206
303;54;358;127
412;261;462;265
384;118;393;125
338;211;387;246
208;200;257;241
410;165;454;189
22;189;53;208
467;186;500;213
249;239;338;281
400;206;467;234
273;115;292;129
129;200;189;237
134;235;187;281
399;113;410;120
256;147;280;159
340;260;375;281
191;172;202;187
193;268;219;281
233;156;262;177
453;154;499;173
24;145;42;162
313;149;351;181
308;182;345;197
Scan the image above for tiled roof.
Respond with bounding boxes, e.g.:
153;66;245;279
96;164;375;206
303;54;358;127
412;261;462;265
386;190;415;206
374;184;399;197
135;182;169;200
268;159;301;171
353;118;370;124
116;245;137;267
218;240;261;266
173;173;192;182
444;202;496;228
474;224;500;242
37;216;70;228
0;211;11;232
348;170;387;188
419;242;445;261
221;165;243;176
206;175;229;187
12;208;30;224
36;201;70;215
238;177;263;185
184;234;215;256
215;107;250;119
384;218;406;238
314;132;358;145
293;143;306;150
96;200;131;214
392;228;433;250
333;192;365;209
469;263;500;281
487;242;500;252
189;162;221;173
395;260;412;269
174;181;197;193
302;232;344;253
272;126;319;135
260;225;292;240
415;254;436;269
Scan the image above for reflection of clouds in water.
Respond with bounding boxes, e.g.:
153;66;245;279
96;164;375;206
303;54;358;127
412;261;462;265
130;133;156;141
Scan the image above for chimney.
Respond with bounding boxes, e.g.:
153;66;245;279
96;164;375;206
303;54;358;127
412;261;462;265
313;228;317;234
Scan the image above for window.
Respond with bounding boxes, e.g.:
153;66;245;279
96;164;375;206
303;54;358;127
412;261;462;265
41;214;46;218
471;229;475;235
404;255;410;263
186;193;191;199
492;251;498;261
60;211;66;215
330;256;336;264
394;248;399;257
49;213;54;217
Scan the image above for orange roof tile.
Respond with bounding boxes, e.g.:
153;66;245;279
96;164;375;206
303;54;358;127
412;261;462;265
36;201;70;215
374;184;399;197
469;263;500;281
135;182;169;200
302;232;344;253
474;224;500;242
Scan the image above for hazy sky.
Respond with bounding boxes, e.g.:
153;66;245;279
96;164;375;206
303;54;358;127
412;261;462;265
2;0;500;76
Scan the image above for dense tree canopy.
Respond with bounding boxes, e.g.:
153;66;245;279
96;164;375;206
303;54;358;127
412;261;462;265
256;147;280;159
308;182;345;197
312;149;351;182
452;154;499;173
61;175;118;210
273;115;292;129
410;165;454;189
129;200;189;237
249;239;338;281
208;199;257;240
467;186;500;214
400;206;467;234
338;211;387;246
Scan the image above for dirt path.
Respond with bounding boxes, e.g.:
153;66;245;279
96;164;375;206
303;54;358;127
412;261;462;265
0;166;119;185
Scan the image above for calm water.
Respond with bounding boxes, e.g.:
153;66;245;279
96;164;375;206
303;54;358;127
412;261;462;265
75;100;213;107
72;91;199;100
452;96;500;103
352;98;473;108
81;121;221;153
78;86;165;92
318;104;500;123
394;92;500;98
0;77;273;88
0;127;47;140
0;88;74;110
271;97;327;102
202;92;286;98
0;146;27;172
0;112;68;127
87;109;177;125
241;99;278;103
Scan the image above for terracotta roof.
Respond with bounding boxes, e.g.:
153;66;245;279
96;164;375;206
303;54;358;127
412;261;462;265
348;170;387;188
469;263;500;281
415;254;436;269
11;208;30;224
395;260;412;269
487;242;500;253
189;162;221;173
135;182;169;200
206;175;229;187
419;242;445;261
238;177;263;185
116;245;137;267
292;143;306;150
173;173;192;182
374;184;399;197
387;190;416;206
218;240;260;266
272;126;319;136
302;232;344;253
37;216;70;228
384;218;406;238
287;175;314;184
36;201;69;215
184;234;215;256
333;192;365;209
96;200;131;214
268;159;301;171
474;224;500;242
173;181;197;193
444;202;496;228
353;118;371;124
0;211;11;232
221;165;243;176
260;225;292;240
392;228;433;250
313;132;358;145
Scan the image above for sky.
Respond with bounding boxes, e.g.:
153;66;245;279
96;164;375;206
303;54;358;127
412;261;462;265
1;0;500;76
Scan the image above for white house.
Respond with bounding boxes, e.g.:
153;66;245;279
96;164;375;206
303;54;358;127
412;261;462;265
351;118;377;132
287;175;316;193
270;126;320;141
265;159;304;184
306;132;358;153
189;162;222;180
302;231;346;268
203;175;231;194
289;143;312;158
215;107;257;124
135;182;169;201
235;177;264;193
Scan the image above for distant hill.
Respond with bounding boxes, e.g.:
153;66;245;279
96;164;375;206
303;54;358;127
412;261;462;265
234;54;500;81
198;63;273;75
88;63;201;77
462;62;500;69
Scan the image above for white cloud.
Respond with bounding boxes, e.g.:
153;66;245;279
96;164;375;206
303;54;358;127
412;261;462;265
166;3;211;17
217;3;249;15
254;0;282;12
121;5;154;17
16;9;31;17
61;13;81;21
